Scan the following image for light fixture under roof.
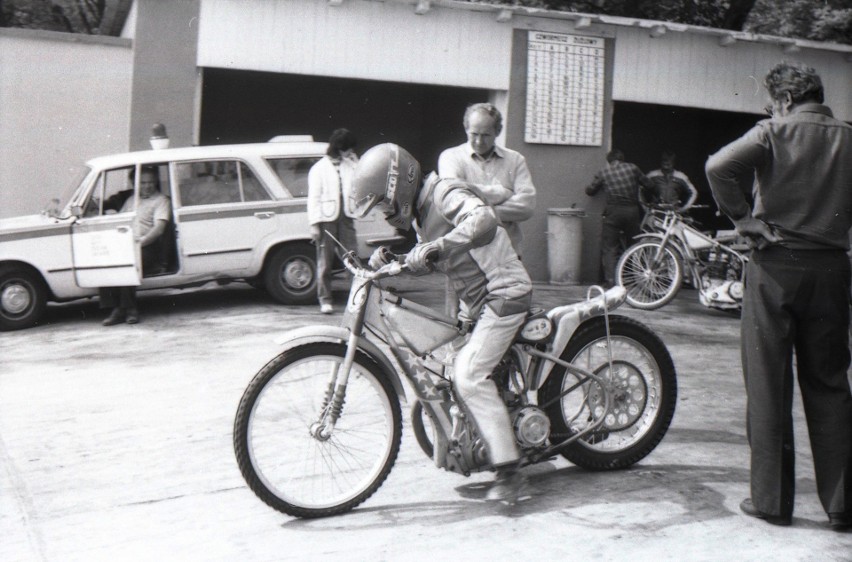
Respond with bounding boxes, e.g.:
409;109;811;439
574;16;592;29
649;25;667;38
719;34;736;47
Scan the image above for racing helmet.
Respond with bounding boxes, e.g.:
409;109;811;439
351;143;421;231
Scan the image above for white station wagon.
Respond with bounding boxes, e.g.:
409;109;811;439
0;138;403;330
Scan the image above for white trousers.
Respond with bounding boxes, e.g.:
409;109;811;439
453;306;526;466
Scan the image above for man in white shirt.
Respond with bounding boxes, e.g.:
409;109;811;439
438;103;536;256
307;128;359;314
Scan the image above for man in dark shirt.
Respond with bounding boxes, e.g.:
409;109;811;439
646;150;698;213
585;149;652;287
706;61;852;531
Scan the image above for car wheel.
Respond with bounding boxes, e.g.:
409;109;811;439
263;243;317;305
0;266;48;331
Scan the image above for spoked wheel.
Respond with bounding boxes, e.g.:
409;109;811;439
233;343;402;518
539;316;677;470
616;241;683;310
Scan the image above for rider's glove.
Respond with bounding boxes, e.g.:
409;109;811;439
405;242;439;273
368;246;397;270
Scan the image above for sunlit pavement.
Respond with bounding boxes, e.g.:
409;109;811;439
2;275;850;561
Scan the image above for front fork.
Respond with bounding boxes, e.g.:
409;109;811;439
310;330;362;440
311;278;370;440
653;226;677;263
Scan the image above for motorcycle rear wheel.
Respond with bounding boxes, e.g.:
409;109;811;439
616;241;683;310
233;343;402;518
539;316;677;470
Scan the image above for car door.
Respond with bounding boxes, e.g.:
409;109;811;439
173;159;280;276
70;165;141;287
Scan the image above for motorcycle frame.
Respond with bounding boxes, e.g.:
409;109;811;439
638;209;748;288
284;258;628;473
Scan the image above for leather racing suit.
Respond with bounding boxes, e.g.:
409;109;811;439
413;172;532;465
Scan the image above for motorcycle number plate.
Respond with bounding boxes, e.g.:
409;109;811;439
347;278;370;312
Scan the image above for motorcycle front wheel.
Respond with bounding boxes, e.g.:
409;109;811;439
233;343;402;518
616;241;683;310
539;316;677;470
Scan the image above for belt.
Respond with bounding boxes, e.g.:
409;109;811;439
607;202;639;207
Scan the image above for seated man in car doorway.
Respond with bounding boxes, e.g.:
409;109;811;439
99;165;171;326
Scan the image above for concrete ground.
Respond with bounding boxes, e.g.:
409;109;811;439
1;274;850;562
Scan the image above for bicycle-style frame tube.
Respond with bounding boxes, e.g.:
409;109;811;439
333;273;462;441
526;346;613;435
665;211;748;283
647;210;743;285
327;257;625;466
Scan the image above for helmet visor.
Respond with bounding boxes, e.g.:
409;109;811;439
352;192;385;218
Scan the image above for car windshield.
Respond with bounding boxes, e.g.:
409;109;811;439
43;165;92;218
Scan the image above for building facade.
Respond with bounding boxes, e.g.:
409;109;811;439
2;0;850;282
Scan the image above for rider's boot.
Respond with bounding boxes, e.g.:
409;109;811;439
486;465;530;504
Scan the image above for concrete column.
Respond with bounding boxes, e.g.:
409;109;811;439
128;0;201;151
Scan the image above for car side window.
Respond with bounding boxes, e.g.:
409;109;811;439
265;157;320;198
84;166;135;217
176;160;270;207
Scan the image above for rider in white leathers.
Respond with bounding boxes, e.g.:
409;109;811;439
351;143;532;502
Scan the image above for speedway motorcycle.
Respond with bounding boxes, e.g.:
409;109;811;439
233;250;677;518
617;205;749;311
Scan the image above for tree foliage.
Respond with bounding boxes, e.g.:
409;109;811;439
478;0;852;44
1;0;850;45
0;0;107;33
746;0;852;44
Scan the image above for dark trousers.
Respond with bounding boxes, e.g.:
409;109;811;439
98;244;160;311
99;286;137;310
742;247;852;517
601;205;641;285
315;217;357;306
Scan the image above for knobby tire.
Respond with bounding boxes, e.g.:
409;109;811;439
539;316;677;470
233;343;402;518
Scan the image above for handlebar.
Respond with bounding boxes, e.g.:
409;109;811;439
341;245;439;281
341;252;406;280
647;203;710;213
340;251;436;280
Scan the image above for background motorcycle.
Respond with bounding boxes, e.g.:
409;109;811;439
616;205;749;311
233;251;677;518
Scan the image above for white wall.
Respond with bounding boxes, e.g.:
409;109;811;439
198;0;851;121
0;29;133;218
612;26;852;119
198;0;513;90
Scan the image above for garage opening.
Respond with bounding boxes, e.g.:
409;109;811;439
612;101;761;231
199;68;489;174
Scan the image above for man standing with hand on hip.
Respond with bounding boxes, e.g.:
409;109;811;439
706;61;852;531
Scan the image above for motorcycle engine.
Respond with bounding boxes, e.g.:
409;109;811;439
699;278;744;310
697;247;745;310
511;406;550;448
